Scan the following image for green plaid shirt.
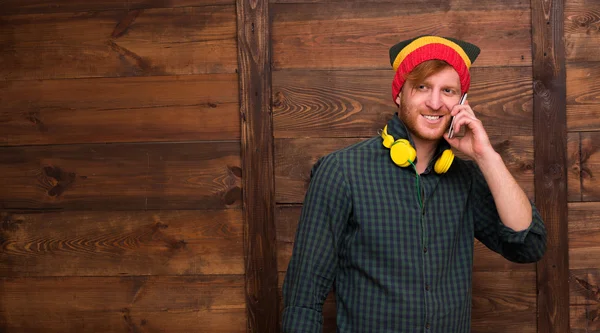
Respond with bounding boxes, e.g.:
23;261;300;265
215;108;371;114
282;115;547;333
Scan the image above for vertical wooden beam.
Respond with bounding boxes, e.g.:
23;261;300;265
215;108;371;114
236;0;280;332
531;0;570;332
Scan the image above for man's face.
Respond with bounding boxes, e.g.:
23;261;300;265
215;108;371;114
395;66;462;143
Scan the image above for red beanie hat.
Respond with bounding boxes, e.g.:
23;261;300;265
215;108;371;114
390;35;480;104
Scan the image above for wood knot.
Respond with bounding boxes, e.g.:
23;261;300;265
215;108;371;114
41;165;76;197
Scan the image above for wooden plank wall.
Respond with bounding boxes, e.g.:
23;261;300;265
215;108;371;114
271;1;540;332
0;1;246;332
565;0;600;331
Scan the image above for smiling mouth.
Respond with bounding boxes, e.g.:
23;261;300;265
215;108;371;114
422;115;443;120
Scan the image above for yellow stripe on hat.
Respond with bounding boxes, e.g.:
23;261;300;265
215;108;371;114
392;36;472;71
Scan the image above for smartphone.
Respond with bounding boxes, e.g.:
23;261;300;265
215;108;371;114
448;93;467;139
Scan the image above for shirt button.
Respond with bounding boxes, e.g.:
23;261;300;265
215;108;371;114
423;247;428;253
426;323;431;329
425;284;430;291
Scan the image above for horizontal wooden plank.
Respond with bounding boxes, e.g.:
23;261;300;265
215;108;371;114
0;210;243;276
0;275;246;332
0;74;239;146
569;268;600;307
0;142;241;210
270;0;528;9
471;272;536;333
0;0;234;14
272;4;531;69
273;67;533;138
0;6;236;80
566;62;600;131
568;132;582;202
570;304;600;333
565;0;600;62
580;132;600;201
275;136;534;203
277;270;535;333
568;202;600;270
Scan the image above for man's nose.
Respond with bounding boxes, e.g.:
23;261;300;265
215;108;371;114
424;91;443;110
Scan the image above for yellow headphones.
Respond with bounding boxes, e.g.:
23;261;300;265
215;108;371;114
380;125;454;174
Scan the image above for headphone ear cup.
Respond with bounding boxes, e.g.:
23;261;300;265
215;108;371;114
390;139;416;167
434;149;454;174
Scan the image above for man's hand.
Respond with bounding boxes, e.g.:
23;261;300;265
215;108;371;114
443;100;495;163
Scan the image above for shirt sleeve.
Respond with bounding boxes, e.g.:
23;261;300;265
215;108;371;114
281;154;352;333
468;162;547;263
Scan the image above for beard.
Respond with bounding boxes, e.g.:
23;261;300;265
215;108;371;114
398;92;450;142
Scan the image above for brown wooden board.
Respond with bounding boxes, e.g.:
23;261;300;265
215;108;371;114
275;136;535;204
276;271;536;333
275;205;536;273
270;0;528;7
566;62;600;131
273;67;533;139
565;0;600;62
0;0;234;14
0;210;243;276
0;74;239;146
471;272;537;333
570;305;600;333
0;142;241;210
581;132;600;201
0;275;246;332
569;268;599;332
0;6;236;80
570;268;600;307
237;0;280;332
567;132;582;202
271;3;531;70
568;202;600;270
532;0;570;332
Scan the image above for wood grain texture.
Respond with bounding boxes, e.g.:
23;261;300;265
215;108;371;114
568;202;600;270
270;0;528;7
273;67;533;138
570;268;600;307
0;0;234;14
272;3;531;70
581;132;600;201
0;74;239;146
236;0;280;332
532;0;570;332
569;268;600;332
275;136;535;204
0;275;246;332
471;272;537;333
0;210;243;276
566;62;600;131
0;142;242;210
570;305;600;333
567;132;582;202
565;0;600;62
0;6;236;80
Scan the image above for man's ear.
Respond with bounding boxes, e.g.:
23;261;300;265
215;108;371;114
395;93;401;106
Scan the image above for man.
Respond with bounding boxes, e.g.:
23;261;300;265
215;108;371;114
281;35;547;333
